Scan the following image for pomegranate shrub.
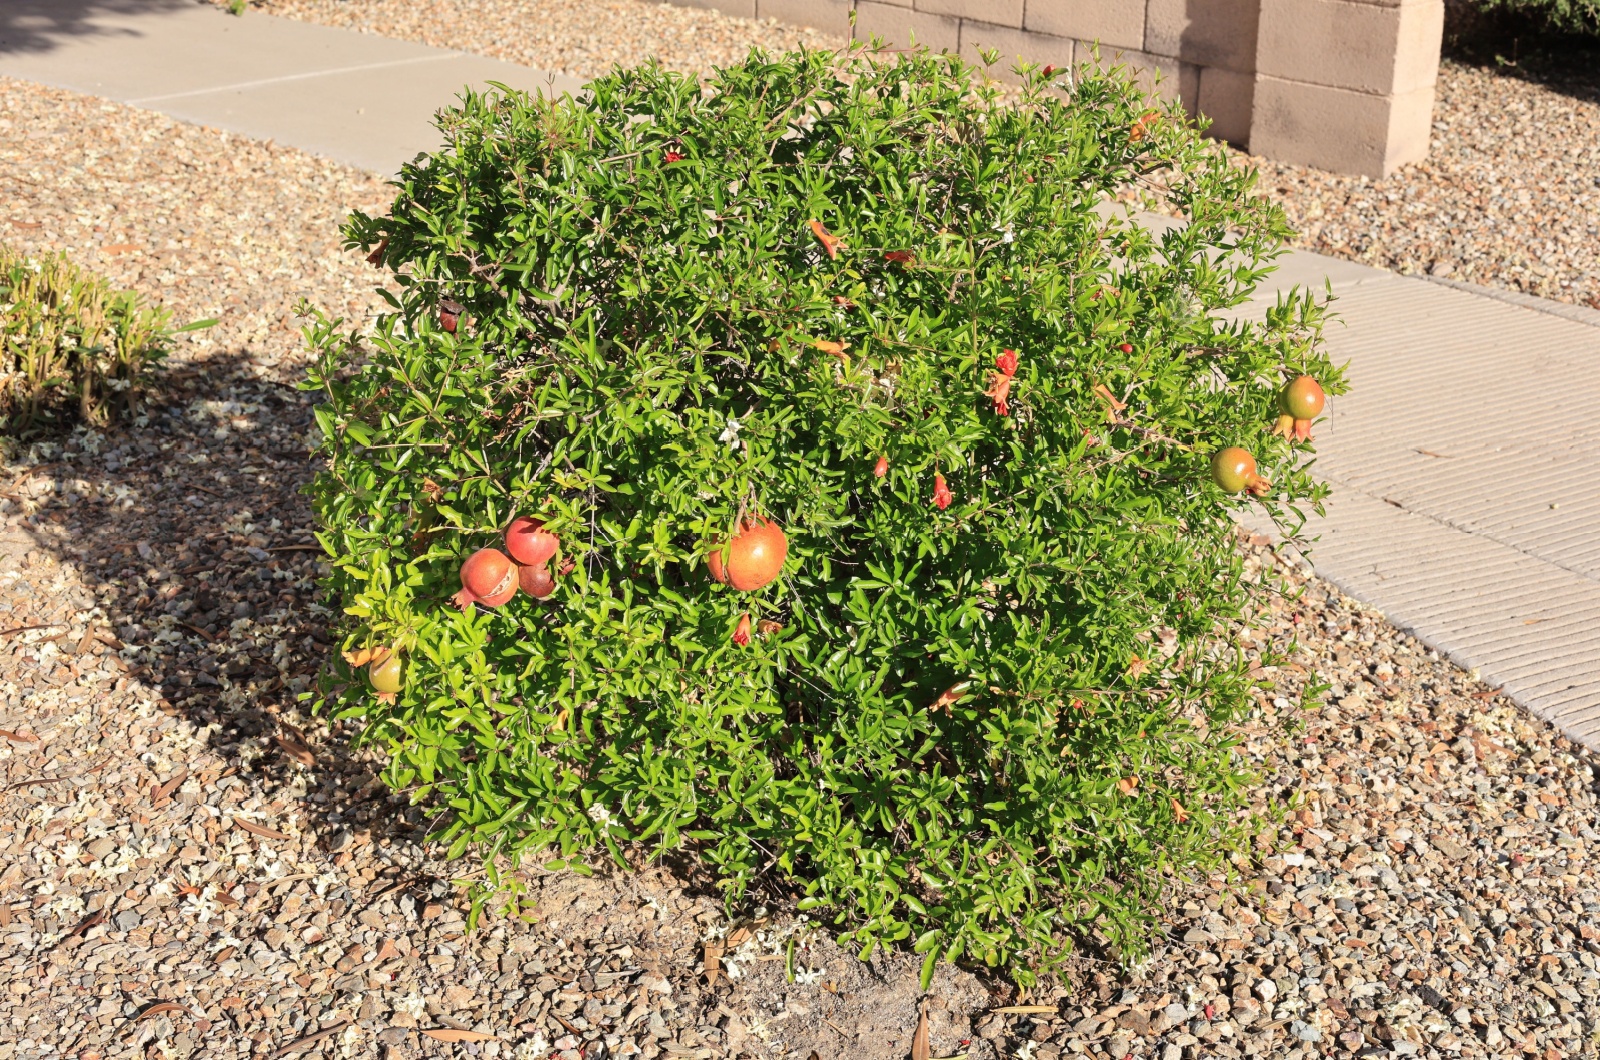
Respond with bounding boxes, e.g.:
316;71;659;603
303;46;1341;983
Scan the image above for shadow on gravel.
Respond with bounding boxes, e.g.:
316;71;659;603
0;0;198;57
4;347;447;859
1444;10;1600;105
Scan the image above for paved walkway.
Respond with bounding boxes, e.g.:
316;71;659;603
4;1;1599;747
0;0;582;173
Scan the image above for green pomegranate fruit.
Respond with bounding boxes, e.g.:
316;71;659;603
1211;447;1257;494
369;654;403;694
1282;376;1326;421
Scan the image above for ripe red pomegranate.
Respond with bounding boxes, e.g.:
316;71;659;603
505;516;559;567
1118;342;1134;354
707;519;788;591
453;548;517;610
518;562;556;600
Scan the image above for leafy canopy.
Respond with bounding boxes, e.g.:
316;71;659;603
303;44;1338;984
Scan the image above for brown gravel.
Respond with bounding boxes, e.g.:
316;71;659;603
1242;55;1600;311
5;62;1600;1060
210;0;846;84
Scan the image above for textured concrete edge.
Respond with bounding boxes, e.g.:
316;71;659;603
1416;274;1600;331
1243;515;1600;752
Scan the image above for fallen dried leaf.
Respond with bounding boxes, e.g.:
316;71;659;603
150;769;188;804
911;1000;930;1060
0;728;38;743
271;1019;350;1057
137;1002;193;1020
232;818;291;840
420;1028;498;1043
1117;775;1139;796
274;723;315;767
990;1005;1057;1014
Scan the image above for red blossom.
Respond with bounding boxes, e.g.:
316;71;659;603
663;151;685;163
996;348;1018;377
932;473;953;510
883;250;915;264
732;614;752;647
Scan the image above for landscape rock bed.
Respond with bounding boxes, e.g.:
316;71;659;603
2;69;1598;1060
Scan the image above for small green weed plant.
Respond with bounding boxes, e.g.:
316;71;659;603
0;247;204;435
304;45;1340;984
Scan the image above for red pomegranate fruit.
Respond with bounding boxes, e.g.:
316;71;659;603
874;455;889;479
453;547;517;610
707;519;788;591
518;562;557;600
504;516;559;567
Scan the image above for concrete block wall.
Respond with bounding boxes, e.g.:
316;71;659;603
662;0;1444;176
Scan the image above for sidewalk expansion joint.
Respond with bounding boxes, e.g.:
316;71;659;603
1325;476;1600;587
127;52;465;105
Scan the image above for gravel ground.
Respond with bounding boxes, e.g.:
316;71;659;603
5;69;1600;1060
209;0;845;85
209;0;1600;310
1242;55;1600;311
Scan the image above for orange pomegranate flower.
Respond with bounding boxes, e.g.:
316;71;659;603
732;614;752;647
932;473;953;510
807;220;840;260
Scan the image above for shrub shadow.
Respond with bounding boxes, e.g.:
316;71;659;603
3;346;445;873
0;0;198;58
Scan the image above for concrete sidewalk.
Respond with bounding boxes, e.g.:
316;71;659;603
1237;261;1600;747
4;1;1599;747
0;0;583;173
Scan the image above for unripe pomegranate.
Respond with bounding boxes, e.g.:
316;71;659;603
369;654;403;694
1282;376;1326;421
1211;448;1258;494
453;547;517;610
707;519;788;591
874;455;889;479
505;516;559;568
519;561;556;600
1118;342;1133;354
